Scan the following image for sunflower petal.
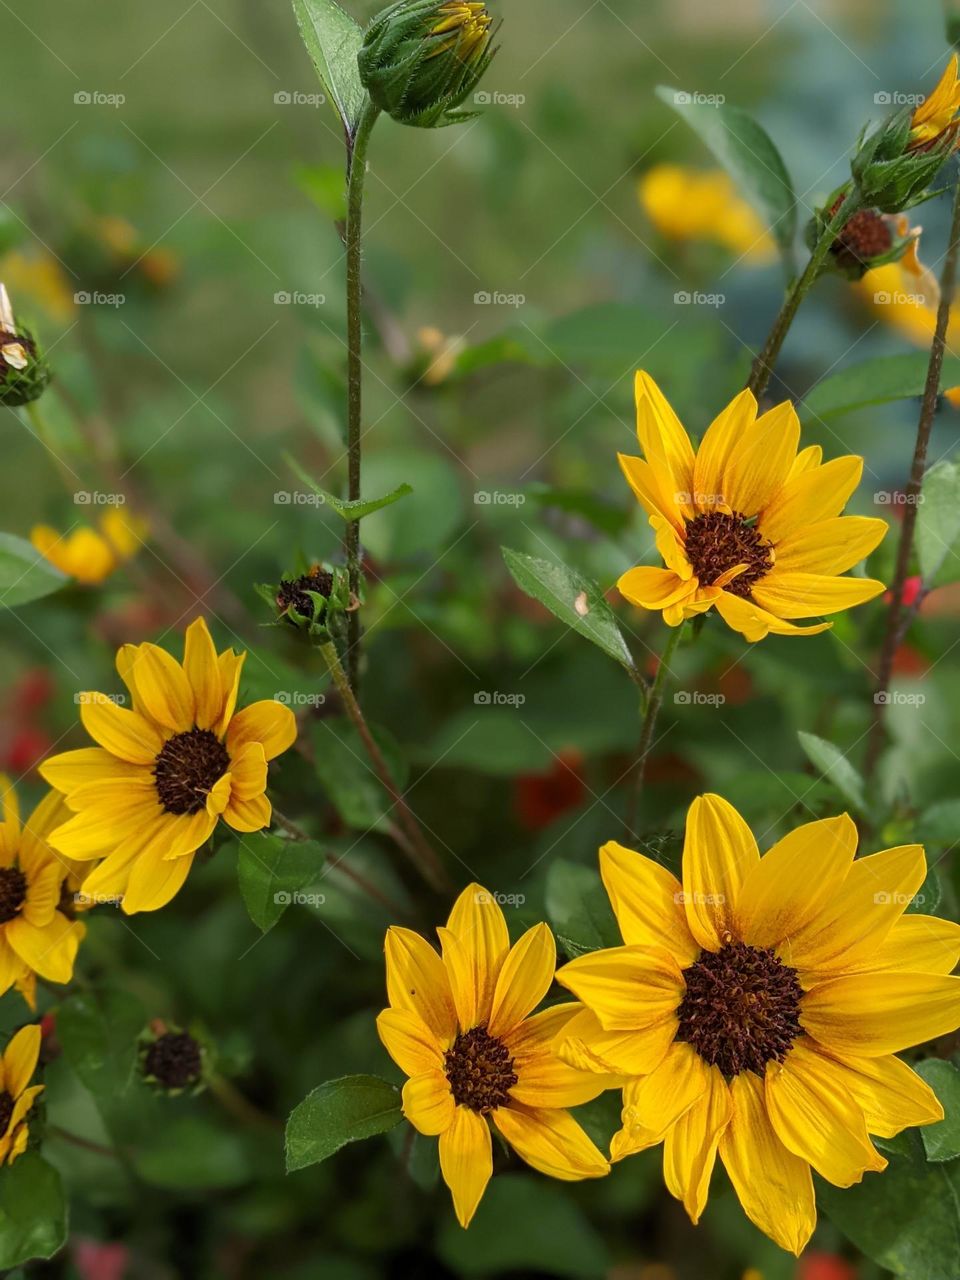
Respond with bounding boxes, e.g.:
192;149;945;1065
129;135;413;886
720;399;800;517
800;971;960;1055
682;793;759;950
713;590;833;641
385;927;457;1043
183;618;222;730
611;1041;710;1159
488;924;556;1037
444;884;510;1026
554;1006;677;1076
759;455;864;543
766;1039;887;1186
814;1048;944;1138
599;840;698;965
692;389;758;512
752;572;885;620
439;1106;492;1228
38;747;143;793
129;643;195;732
554;945;683;1031
3;1025;40;1098
402;1071;455;1136
617;566;694;611
773;517;888;576
494;1102;610;1180
663;1065;731;1223
634;371;696;517
377;1007;444;1077
78;695;164;765
505;1003;614;1107
122;847;195;914
720;1070;815;1256
6;913;81;984
226;700;297;761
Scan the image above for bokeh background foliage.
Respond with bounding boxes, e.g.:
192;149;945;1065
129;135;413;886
3;0;960;1277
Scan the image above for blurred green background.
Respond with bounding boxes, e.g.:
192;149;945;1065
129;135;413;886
2;1;960;1278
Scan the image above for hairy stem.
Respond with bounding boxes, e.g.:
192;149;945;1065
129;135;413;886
865;178;960;783
747;187;861;400
624;623;686;839
343;101;381;695
319;640;451;893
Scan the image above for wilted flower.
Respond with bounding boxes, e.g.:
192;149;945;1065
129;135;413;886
358;0;497;128
0;284;51;408
139;1021;208;1095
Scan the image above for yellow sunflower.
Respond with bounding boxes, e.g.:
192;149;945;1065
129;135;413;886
617;372;887;641
38;617;297;915
31;509;147;586
554;794;960;1254
0;1024;44;1167
378;883;612;1227
0;780;85;1003
909;54;960;150
639;165;776;263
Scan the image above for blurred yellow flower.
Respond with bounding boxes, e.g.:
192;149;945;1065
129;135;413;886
0;780;85;1004
31;509;148;585
0;1025;45;1167
40;618;297;915
855;215;941;345
0;252;74;324
639;165;776;262
378;883;611;1228
909;53;960;149
617;372;887;641
417;326;464;385
555;795;960;1254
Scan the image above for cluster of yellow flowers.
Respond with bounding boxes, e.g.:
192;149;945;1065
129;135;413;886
383;800;960;1254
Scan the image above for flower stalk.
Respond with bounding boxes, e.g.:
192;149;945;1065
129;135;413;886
625;622;686;838
865;175;960;784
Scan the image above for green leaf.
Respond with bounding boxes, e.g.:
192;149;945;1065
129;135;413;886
803;353;960;420
797;731;866;813
546;860;620;959
294;162;347;223
0;1155;67;1268
655;86;796;267
820;1145;960;1279
437;1173;609;1279
236;833;327;932
286;454;413;521
916;1060;960;1162
57;991;144;1102
285;1075;402;1172
290;0;366;135
916;460;960;587
502;548;637;674
312;718;407;834
0;533;66;608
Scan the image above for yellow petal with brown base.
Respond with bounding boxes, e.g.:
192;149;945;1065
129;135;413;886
444;883;510;1027
800;971;960;1056
493;1102;609;1181
663;1064;731;1223
599;840;699;965
488;923;556;1038
555;945;683;1031
385;926;457;1043
682;793;759;949
439;1105;492;1228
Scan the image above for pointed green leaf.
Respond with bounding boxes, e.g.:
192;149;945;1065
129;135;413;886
655;86;796;268
291;0;366;135
0;533;66;608
916;1060;960;1162
797;731;866;813
285;1075;402;1172
236;833;327;933
916;460;960;586
502;548;637;674
0;1155;67;1268
803;353;960;420
286;454;412;521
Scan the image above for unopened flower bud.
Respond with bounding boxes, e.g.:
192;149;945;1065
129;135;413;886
358;0;497;128
0;284;51;408
258;562;354;640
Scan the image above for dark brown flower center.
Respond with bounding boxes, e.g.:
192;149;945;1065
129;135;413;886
676;941;802;1077
683;511;773;597
277;570;334;620
0;867;27;924
0;1090;13;1135
153;728;230;816
143;1031;203;1089
444;1025;517;1113
831;207;893;270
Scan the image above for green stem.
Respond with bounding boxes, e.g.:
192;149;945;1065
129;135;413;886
865;176;960;785
344;100;381;695
26;399;78;494
624;623;686;839
319;640;451;894
747;187;861;399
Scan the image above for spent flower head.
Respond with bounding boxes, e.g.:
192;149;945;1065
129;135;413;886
358;0;497;128
0;284;51;408
257;561;354;642
139;1020;209;1096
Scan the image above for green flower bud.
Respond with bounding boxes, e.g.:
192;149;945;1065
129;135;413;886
257;561;355;641
0;284;51;408
807;196;920;281
358;0;497;128
851;107;955;214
